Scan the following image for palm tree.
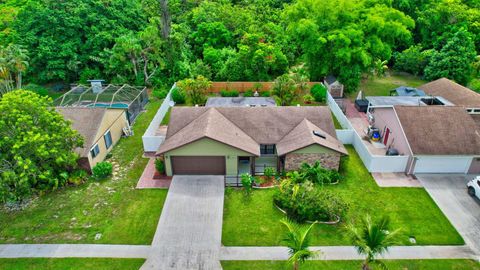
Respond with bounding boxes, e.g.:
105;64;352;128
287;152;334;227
280;218;319;270
272;74;297;106
6;44;29;89
348;215;400;270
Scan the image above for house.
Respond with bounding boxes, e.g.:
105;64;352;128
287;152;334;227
418;78;480;111
156;106;347;176
205;97;276;107
57;107;130;171
324;75;344;98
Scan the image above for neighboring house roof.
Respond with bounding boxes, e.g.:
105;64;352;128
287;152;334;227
418;78;480;107
325;75;338;85
56;107;107;157
276;119;347;156
394;106;480;155
205;97;276;107
158;106;344;155
157;108;260;156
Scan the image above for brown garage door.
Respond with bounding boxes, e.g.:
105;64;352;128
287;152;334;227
171;156;226;175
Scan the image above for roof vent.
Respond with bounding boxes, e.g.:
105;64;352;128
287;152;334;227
313;131;326;139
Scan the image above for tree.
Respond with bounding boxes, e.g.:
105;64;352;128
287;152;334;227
280;218;319;270
424;29;477;85
348;215;400;270
177;75;211;105
0;90;83;202
284;0;414;92
372;59;388;78
393;45;433;76
5;44;28;89
272;74;297;106
289;65;310;95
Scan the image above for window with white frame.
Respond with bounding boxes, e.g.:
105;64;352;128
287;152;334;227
90;144;100;158
104;130;113;149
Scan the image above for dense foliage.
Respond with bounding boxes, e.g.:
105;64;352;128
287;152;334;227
0;90;83;202
1;0;479;91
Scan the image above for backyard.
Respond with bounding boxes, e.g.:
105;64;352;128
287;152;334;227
221;260;480;270
348;72;427;99
222;146;463;246
0;100;168;245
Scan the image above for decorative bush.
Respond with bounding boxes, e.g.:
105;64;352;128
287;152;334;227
310;84;327;102
303;94;315;104
264;167;275;180
220;89;239;97
244;89;254;97
171;87;186;104
260;91;271;97
298;161;342;185
274;180;347;222
177;76;211;105
155;159;165;175
240;173;253;195
152;88;168;99
68;170;88;186
92;162;113;179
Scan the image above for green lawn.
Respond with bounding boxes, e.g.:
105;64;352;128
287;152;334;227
347;73;426;100
222;146;463;246
0;258;145;270
221;260;480;270
0;100;168;244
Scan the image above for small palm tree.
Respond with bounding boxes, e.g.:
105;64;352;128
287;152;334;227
280;218;319;270
348;215;400;270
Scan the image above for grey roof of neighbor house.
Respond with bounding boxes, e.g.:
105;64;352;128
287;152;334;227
325;75;338;85
366;96;454;107
392;86;426;97
205;97;276;107
56;107;107;157
418;78;480;107
157;106;347;156
394;106;480;155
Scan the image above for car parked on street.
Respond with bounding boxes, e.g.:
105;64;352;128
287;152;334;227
467;176;480;199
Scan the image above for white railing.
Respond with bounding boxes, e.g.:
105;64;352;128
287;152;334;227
142;83;176;152
328;92;408;173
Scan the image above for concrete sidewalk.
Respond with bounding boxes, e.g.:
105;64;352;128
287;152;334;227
221;245;477;261
0;244;151;258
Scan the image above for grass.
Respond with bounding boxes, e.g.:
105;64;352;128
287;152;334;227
221;260;480;270
347;72;426;100
0;258;145;270
161;107;171;125
331;112;342;129
0;100;168;244
222;146;463;246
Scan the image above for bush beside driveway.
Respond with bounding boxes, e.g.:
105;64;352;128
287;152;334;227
222;146;464;246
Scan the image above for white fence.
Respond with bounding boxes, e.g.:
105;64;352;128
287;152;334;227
142;84;176;152
328;93;409;173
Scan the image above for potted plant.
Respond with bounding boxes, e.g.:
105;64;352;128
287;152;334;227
154;159;165;179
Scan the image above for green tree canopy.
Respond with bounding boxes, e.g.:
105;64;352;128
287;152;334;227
0;90;83;202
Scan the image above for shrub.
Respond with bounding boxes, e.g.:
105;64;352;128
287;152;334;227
244;89;254;97
152;88;168;99
68;170;88;186
220;89;239;97
299;162;342;185
260;91;271;97
92;162;113;179
177;75;211;105
310;84;327;102
155;159;165;175
303;94;315;104
469;79;480;93
24;84;49;97
171;87;186;104
264;167;275;180
240;173;253;195
274;180;348;222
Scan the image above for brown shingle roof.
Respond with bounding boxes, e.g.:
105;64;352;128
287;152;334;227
418;78;480;107
56;107;107;157
276;119;348;155
159;106;344;156
157;108;260;155
394;106;480;155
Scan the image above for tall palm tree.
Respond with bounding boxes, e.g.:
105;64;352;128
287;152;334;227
6;44;29;89
348;215;400;270
280;218;319;270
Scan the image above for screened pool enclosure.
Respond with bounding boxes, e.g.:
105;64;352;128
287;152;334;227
55;84;148;123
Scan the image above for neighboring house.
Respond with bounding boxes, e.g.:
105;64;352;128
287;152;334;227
324;75;344;98
205;97;276;107
418;78;480;112
156;107;347;176
57;107;130;171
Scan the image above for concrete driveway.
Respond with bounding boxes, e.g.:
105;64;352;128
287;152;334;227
417;174;480;255
141;175;225;270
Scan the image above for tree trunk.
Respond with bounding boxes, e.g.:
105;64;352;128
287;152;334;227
362;261;370;270
130;54;138;78
158;0;171;40
293;261;299;270
16;72;22;89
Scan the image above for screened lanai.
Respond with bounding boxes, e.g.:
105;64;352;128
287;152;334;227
54;84;148;123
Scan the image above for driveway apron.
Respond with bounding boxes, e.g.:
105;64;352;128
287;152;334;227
141;175;225;270
417;174;480;255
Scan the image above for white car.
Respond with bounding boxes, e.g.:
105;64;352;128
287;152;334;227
467;176;480;199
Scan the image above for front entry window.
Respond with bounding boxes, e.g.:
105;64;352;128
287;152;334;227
260;144;275;155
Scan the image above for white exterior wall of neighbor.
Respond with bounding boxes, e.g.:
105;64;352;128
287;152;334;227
413;156;475;174
142;84;176;153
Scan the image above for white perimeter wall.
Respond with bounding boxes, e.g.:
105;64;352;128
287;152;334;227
414;156;473;174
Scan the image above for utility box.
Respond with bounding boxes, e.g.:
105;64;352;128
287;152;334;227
87;80;105;94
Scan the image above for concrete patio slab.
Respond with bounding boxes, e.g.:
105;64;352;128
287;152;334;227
372;172;422;187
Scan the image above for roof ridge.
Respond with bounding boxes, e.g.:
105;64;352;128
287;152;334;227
213;107;258;143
